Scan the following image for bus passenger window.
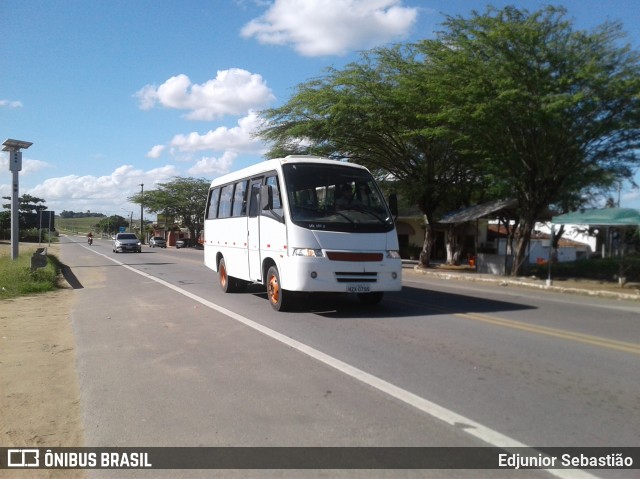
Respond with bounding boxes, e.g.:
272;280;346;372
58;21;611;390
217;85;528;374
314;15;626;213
265;176;282;210
248;179;262;217
207;188;220;219
218;184;233;218
232;180;248;217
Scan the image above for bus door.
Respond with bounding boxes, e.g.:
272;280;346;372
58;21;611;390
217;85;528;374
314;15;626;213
247;177;263;282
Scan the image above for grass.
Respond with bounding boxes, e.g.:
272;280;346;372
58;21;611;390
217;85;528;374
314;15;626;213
0;245;62;299
55;216;102;234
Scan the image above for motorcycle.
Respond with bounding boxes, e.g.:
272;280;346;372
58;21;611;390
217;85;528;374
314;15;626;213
88;236;93;246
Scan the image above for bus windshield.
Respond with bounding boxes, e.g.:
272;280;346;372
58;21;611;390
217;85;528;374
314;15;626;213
282;162;394;233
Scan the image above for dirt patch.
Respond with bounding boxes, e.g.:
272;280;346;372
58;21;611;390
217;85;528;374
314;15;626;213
0;287;85;478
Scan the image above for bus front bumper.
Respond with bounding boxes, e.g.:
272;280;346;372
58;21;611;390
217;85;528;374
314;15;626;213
280;256;402;293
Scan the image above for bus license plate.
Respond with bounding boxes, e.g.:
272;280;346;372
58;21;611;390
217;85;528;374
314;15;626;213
347;284;370;293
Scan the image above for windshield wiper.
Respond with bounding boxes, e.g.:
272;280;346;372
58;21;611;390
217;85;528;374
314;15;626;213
332;210;355;224
338;206;388;224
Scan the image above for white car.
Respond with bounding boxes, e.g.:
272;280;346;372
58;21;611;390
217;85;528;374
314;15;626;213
175;238;191;249
113;233;142;253
150;236;167;248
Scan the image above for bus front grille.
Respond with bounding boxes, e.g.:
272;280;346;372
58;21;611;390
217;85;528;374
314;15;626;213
326;252;383;262
335;272;377;283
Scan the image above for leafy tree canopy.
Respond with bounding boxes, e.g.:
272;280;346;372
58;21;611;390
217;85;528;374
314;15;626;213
259;46;486;266
2;194;48;230
128;177;210;241
258;5;640;274
2;194;47;214
417;5;640;273
60;210;105;219
94;215;129;234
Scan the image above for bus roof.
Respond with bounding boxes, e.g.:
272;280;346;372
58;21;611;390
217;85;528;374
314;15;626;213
208;155;370;188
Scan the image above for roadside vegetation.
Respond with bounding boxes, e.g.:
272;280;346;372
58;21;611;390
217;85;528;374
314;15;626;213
258;5;640;275
3;5;640;283
56;216;107;235
0;245;62;299
531;255;640;284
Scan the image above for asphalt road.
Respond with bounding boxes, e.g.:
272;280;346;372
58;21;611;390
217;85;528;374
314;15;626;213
59;235;639;478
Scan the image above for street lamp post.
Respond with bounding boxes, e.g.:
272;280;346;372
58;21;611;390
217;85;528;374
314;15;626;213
2;139;33;260
121;208;133;232
139;183;144;244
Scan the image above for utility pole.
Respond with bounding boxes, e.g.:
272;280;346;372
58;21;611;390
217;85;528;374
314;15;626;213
2;139;33;260
139;183;144;243
121;208;133;232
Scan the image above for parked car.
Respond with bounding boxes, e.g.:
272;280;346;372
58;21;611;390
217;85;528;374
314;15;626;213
150;236;167;248
113;233;142;253
175;238;190;249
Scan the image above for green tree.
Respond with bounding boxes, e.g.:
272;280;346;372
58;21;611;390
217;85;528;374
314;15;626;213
259;47;487;267
128;177;210;242
94;215;128;235
418;5;640;274
0;210;9;238
2;194;48;229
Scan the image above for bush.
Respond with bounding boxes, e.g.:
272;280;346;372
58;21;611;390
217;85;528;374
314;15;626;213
0;251;60;299
531;255;640;283
20;228;42;242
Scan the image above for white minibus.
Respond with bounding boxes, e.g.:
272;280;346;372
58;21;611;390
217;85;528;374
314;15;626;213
203;155;402;311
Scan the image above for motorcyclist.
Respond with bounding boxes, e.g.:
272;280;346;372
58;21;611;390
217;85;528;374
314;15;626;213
87;232;93;245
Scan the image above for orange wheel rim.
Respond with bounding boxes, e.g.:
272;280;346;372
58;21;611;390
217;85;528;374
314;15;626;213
220;265;227;288
268;275;279;304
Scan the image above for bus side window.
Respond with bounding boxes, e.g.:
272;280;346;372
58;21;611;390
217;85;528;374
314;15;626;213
207;188;220;219
265;175;282;210
232;180;248;217
219;184;233;219
248;179;262;218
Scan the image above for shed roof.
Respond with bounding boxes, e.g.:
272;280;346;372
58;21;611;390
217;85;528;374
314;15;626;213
440;198;518;224
551;208;640;226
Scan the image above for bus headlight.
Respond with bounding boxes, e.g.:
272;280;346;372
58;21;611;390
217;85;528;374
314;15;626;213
293;248;324;257
386;250;401;259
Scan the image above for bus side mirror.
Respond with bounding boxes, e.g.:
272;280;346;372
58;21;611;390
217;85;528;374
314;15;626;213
260;184;273;210
388;193;398;217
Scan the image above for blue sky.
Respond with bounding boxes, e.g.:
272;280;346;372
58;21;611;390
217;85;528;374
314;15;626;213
2;0;640;218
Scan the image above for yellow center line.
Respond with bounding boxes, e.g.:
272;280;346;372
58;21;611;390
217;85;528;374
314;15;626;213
458;311;640;355
389;297;640;355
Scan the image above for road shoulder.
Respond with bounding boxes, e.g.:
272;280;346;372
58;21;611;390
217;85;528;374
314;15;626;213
0;287;84;450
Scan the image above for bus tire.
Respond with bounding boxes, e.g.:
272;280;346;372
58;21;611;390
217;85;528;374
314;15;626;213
266;265;289;311
357;291;384;305
219;258;237;293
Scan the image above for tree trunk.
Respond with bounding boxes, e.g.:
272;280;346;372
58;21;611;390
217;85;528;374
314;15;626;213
418;215;434;268
511;218;535;276
550;224;565;263
444;224;464;265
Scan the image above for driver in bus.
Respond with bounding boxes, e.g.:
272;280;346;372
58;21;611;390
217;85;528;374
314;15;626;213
335;184;353;210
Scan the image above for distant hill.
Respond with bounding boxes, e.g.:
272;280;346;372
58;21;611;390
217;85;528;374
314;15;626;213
59;211;106;219
55;215;103;233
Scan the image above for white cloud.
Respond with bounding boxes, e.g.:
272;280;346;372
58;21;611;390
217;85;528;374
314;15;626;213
146;145;166;158
21;159;51;175
168;111;266;154
135;68;275;120
187;151;238;176
622;189;640;209
241;0;418;56
26;165;179;214
0;183;10;199
0;99;23;108
0;156;50;175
